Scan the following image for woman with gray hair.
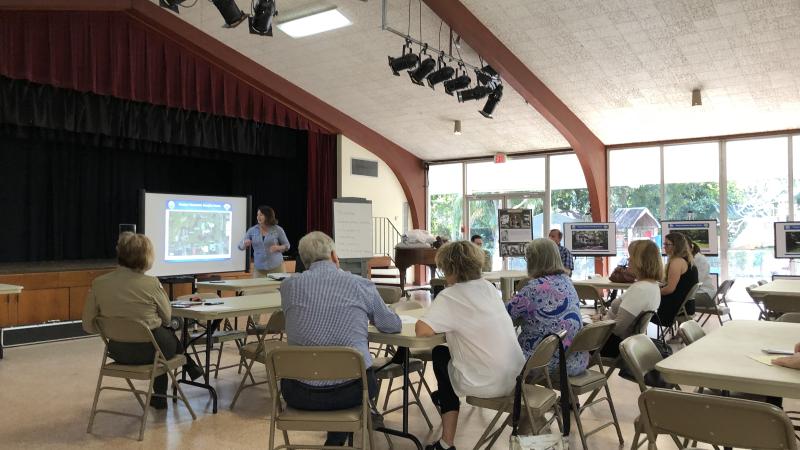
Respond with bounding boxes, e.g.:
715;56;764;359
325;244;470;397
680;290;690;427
506;238;588;376
416;241;524;450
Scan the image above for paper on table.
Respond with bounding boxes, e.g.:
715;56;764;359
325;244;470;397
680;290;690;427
193;305;234;312
748;354;777;366
399;315;418;324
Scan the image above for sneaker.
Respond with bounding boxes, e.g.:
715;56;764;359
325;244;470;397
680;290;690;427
370;411;385;430
425;441;455;450
149;396;168;410
186;363;204;381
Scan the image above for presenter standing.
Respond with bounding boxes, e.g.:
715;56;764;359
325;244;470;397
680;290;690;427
239;205;290;276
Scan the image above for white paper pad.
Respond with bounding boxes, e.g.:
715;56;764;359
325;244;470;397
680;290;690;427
399;315;418;324
748;354;776;366
192;305;234;312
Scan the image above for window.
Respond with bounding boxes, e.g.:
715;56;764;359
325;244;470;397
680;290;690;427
549;153;592;278
428;163;463;241
794;135;800;220
466;158;545;195
608;147;661;267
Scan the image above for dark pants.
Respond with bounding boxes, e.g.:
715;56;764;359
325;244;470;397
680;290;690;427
108;326;196;397
431;345;460;414
599;333;623;358
281;369;378;445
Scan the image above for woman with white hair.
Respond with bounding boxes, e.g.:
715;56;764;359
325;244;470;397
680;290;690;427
506;238;588;376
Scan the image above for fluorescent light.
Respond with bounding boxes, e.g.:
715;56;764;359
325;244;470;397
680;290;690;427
277;8;351;38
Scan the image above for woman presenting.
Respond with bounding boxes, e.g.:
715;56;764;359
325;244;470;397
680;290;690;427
239;205;290;276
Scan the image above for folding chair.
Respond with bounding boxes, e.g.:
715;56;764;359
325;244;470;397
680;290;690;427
777;312;800;323
762;295;800;320
693;279;734;326
677;320;705;346
657;283;701;341
745;284;769;320
574;284;605;310
638;389;797;450
559;320;624;450
466;334;563;450
267;346;374;450
376;285;402;305
87;317;196;441
230;311;287;410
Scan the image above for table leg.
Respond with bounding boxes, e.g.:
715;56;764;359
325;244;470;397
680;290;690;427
177;318;222;413
375;347;423;450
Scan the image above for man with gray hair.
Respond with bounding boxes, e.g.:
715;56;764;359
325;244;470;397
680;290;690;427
279;231;402;446
548;228;574;276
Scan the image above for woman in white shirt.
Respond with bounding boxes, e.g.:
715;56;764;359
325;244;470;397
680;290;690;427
690;241;716;309
598;239;663;358
416;241;525;450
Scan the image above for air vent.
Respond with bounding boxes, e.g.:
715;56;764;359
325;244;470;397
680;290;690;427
351;158;378;177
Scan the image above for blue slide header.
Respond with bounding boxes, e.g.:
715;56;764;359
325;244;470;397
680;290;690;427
785;225;800;230
574;224;608;230
166;200;231;212
669;223;709;229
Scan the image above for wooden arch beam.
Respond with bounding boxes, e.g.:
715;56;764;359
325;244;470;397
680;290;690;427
423;0;608;221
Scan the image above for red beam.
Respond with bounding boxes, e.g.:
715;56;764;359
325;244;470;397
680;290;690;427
423;0;608;222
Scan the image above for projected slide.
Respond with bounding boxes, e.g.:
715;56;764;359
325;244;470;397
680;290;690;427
165;200;232;262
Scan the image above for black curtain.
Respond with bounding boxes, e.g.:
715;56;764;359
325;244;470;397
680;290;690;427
0;78;309;263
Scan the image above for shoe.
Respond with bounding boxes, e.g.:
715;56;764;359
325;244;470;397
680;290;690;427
370;411;385;430
186;363;204;381
425;441;455;450
323;432;352;446
149;396;168;410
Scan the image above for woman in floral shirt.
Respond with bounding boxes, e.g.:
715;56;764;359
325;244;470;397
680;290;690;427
506;238;589;376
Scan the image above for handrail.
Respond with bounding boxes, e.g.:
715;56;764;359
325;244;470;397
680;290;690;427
373;217;402;260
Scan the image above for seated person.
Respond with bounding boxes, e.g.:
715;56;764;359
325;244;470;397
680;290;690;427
597;240;662;357
507;238;588;376
773;343;800;369
280;231;402;447
652;232;699;328
690;241;716;309
548;228;574;277
470;234;492;272
82;232;202;410
416;241;525;450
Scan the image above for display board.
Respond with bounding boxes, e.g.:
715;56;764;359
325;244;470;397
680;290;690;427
332;198;373;259
140;191;249;277
774;222;800;259
661;220;719;256
498;209;533;257
564;222;617;256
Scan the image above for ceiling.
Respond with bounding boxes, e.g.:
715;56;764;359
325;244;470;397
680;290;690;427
161;0;800;161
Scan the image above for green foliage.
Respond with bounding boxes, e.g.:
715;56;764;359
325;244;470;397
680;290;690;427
610;184;661;220
664;182;720;220
551;189;590;217
429;194;462;240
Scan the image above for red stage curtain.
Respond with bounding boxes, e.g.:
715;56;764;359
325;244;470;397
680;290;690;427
306;132;337;236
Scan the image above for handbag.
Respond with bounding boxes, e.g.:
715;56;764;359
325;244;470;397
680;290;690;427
608;265;636;283
509;333;570;450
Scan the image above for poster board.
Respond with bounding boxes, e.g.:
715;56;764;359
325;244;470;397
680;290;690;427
332;198;373;259
661;220;719;256
774;222;800;259
498;209;532;257
564;222;616;256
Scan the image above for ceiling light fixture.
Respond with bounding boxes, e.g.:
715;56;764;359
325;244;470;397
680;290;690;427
479;85;503;119
212;0;248;28
409;48;436;86
249;0;278;36
426;54;455;90
388;40;419;76
277;6;351;38
457;85;491;103
443;74;471;95
453;120;462;135
692;88;702;106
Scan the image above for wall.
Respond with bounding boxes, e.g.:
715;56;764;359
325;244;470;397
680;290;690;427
338;135;411;233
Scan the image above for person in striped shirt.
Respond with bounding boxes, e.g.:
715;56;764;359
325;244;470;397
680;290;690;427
279;231;401;446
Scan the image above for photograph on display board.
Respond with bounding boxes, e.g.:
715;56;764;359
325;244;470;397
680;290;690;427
661;220;719;255
500;243;527;257
564;222;617;256
571;229;609;251
498;209;533;244
774;222;800;258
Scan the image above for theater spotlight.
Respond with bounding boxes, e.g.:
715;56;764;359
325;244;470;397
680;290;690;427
457;85;491;102
212;0;248;28
426;56;455;90
249;0;277;36
475;65;498;86
388;41;419;76
479;85;503;119
159;0;186;13
409;53;436;86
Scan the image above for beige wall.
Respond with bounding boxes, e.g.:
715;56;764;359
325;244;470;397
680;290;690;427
337;135;410;233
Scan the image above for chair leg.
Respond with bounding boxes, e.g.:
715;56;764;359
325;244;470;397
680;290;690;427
484;414;512;449
139;375;156;441
168;369;197;420
381;378;394;410
569;388;590;450
409;376;433;429
86;371;105;434
230;358;256;410
125;378;146;410
604;383;625;445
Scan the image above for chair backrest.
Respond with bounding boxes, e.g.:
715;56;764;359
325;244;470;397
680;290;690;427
175;292;219;301
632;310;655;335
264;310;286;335
567;320;615;355
523;333;562;378
757;279;769;286
376;285;402;305
619;334;664;393
676;283;702;317
639;389;797;450
762;295;800;317
777;312;800;323
678;320;706;345
391;300;424;312
717;278;734;299
573;284;603;302
269;346;366;383
94;316;154;345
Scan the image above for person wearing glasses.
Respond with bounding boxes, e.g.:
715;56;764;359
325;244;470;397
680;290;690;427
653;232;698;328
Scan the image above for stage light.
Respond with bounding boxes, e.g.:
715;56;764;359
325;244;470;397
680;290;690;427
249;0;277;36
212;0;248;28
159;0;189;13
479;85;503;119
457;85;491;102
443;74;471;95
475;65;498;86
388;42;418;76
426;56;455;89
409;54;436;86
